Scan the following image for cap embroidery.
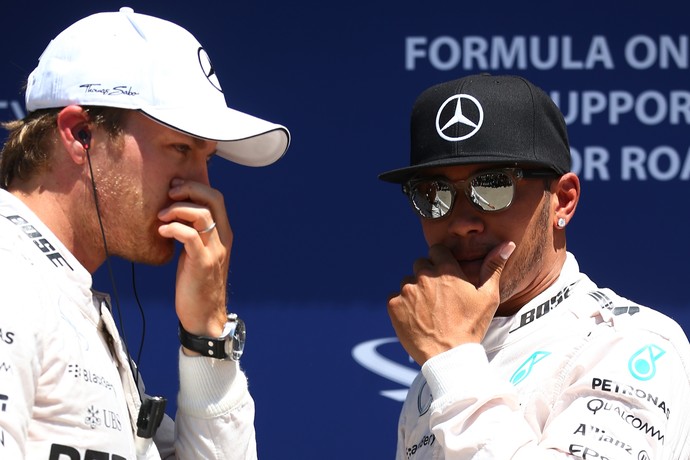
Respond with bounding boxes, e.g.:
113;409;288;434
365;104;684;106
197;47;222;93
435;94;483;142
79;84;139;97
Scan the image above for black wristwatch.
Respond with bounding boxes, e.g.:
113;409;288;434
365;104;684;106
178;313;246;361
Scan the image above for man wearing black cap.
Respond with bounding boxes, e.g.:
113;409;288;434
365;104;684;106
380;74;690;459
0;8;288;459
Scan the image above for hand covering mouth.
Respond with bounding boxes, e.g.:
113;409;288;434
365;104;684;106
451;249;492;284
451;248;491;264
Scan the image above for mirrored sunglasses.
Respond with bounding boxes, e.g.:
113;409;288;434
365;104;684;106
403;168;557;219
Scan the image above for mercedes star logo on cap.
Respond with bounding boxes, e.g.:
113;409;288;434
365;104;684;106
435;94;484;142
197;47;223;93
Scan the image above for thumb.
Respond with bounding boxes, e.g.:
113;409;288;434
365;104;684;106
478;241;516;290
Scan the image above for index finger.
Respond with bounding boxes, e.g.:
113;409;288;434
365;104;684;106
167;179;230;229
428;244;459;268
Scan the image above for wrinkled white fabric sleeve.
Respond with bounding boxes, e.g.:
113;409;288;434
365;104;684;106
422;343;543;459
172;349;256;460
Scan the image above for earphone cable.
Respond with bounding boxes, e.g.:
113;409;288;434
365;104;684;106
85;144;143;397
130;262;147;374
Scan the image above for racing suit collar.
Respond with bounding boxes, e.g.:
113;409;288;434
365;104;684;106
483;253;596;352
0;188;95;321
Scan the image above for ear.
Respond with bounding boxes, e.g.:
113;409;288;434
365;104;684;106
56;105;91;165
552;172;580;229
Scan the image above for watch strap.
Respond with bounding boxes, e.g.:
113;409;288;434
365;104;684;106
178;313;244;360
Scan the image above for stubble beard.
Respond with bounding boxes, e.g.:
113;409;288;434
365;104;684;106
95;171;175;266
498;196;551;303
119;205;176;266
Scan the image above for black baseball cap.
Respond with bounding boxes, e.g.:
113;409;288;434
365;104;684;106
379;74;571;183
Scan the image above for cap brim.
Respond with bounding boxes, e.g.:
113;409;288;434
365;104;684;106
142;106;290;167
378;155;557;183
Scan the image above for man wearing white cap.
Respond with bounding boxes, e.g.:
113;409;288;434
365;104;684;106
0;7;289;459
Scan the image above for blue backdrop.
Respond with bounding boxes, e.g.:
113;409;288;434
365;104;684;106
2;1;688;458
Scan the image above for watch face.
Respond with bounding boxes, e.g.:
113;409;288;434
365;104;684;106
228;318;246;360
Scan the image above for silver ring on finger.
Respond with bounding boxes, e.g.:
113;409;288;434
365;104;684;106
197;221;217;234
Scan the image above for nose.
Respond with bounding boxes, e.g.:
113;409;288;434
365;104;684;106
180;159;210;187
445;194;485;237
185;145;215;186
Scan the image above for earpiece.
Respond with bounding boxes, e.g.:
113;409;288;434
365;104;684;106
77;129;91;149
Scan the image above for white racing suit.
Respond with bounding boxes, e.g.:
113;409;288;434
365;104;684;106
0;189;256;459
397;253;690;459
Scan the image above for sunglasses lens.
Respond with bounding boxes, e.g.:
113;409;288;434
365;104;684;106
407;171;518;218
410;180;454;218
469;172;515;211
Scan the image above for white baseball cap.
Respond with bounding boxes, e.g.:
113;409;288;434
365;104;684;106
25;7;290;167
